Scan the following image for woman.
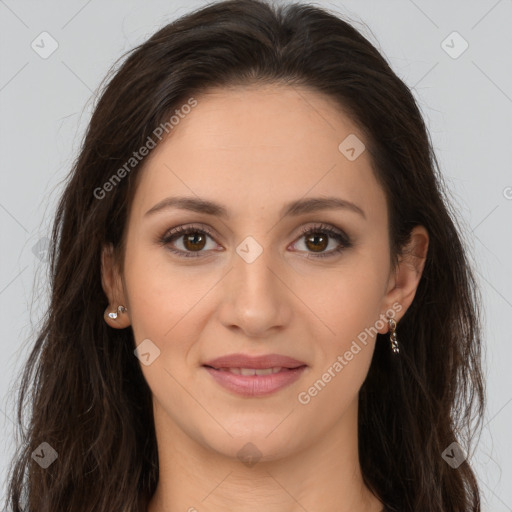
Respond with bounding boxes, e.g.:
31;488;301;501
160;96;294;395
4;0;485;511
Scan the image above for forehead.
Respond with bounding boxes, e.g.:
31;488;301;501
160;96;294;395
131;84;386;223
165;83;360;154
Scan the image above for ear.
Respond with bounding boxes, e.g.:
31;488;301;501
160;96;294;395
378;225;429;333
101;243;131;329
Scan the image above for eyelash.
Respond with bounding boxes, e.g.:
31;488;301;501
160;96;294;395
158;223;352;259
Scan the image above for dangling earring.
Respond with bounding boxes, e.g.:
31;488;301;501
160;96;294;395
388;318;400;354
108;305;128;319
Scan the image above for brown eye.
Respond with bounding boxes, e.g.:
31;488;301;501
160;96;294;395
160;225;217;258
304;232;329;253
182;231;207;251
293;224;352;259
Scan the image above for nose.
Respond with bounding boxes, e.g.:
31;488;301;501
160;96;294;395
216;243;292;339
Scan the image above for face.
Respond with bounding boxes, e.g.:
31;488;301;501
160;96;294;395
102;84;426;462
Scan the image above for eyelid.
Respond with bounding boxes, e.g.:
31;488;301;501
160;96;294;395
160;223;215;241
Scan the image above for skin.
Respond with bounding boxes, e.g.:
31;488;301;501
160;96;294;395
101;84;429;512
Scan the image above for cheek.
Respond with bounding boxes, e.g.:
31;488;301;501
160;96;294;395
296;272;384;417
123;246;203;411
123;241;201;338
300;256;387;404
123;243;222;388
308;259;387;341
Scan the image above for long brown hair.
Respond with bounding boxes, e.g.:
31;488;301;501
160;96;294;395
5;1;485;510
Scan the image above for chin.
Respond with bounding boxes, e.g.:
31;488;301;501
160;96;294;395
200;429;302;465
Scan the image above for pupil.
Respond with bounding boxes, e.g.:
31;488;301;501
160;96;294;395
185;233;205;251
307;234;327;252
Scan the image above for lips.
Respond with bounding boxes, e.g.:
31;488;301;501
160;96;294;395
201;353;308;397
202;353;307;370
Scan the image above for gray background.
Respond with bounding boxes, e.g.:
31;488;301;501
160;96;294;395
1;0;511;510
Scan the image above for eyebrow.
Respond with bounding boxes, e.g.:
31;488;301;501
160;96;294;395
144;195;366;220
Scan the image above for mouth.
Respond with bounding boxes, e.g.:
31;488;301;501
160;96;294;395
203;365;304;375
202;352;307;370
202;364;308;397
